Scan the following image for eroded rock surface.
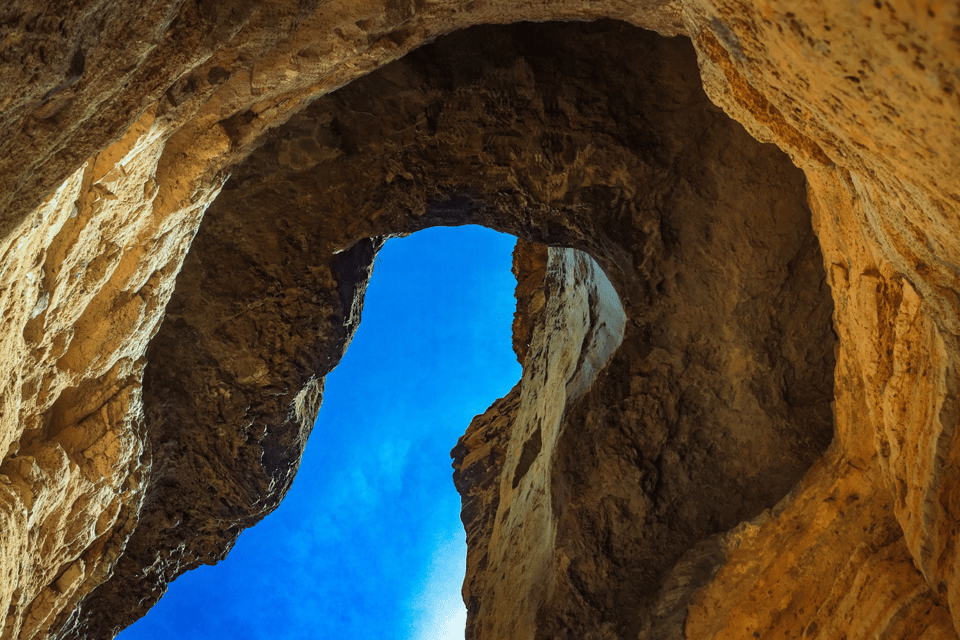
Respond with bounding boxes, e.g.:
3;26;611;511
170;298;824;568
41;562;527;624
58;23;835;637
0;3;957;640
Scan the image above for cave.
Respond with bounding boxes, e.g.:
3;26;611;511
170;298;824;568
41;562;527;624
62;22;837;639
1;3;958;640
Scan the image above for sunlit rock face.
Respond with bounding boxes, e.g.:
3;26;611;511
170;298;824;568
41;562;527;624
0;2;957;640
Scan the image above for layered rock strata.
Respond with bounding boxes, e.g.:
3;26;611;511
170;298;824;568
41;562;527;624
0;3;955;640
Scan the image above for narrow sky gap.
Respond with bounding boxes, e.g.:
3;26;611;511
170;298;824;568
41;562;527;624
118;226;521;640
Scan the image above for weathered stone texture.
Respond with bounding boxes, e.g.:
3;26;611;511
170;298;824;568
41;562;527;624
64;23;835;637
0;2;956;640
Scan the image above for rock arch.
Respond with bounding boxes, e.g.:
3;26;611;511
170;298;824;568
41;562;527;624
0;3;957;640
70;22;834;638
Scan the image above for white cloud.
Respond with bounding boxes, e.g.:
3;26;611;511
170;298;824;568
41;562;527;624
409;529;468;640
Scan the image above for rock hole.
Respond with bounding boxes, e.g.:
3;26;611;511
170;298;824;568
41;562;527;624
120;226;526;639
89;20;836;640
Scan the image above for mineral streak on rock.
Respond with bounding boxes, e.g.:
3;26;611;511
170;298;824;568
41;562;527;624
0;2;957;640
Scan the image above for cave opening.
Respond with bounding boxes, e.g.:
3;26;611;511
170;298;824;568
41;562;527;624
120;225;524;639
77;19;839;640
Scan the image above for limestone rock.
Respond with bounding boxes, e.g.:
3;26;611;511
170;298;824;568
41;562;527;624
0;3;956;640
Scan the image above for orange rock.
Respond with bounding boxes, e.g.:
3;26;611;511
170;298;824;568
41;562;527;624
0;3;956;640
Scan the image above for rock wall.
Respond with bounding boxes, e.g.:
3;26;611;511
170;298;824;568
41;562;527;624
0;2;956;640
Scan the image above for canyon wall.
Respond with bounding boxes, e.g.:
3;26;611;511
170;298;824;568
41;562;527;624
0;2;957;639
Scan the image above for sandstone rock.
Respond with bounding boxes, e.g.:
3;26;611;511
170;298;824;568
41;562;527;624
0;3;956;640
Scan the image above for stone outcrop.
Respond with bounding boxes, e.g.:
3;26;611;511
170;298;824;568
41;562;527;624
0;2;957;640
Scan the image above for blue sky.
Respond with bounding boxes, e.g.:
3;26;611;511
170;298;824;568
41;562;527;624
118;225;521;640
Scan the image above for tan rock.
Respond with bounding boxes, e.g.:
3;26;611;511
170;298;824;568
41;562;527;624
0;2;956;640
